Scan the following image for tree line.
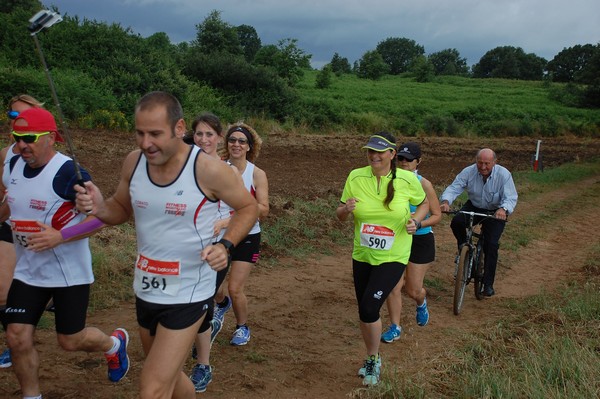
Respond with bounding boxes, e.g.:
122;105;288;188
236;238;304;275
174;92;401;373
1;0;598;133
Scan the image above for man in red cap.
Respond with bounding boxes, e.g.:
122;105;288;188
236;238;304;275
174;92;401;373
4;108;130;398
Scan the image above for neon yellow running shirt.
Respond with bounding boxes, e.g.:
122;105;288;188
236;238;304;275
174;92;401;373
340;166;426;265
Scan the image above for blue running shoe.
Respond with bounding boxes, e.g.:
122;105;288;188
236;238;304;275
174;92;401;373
230;325;250;346
190;364;212;393
213;296;232;324
210;318;222;345
381;324;402;343
416;297;429;326
358;354;381;378
0;348;11;368
106;328;130;382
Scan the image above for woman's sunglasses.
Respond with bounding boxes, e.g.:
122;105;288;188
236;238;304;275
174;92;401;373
7;110;19;120
12;131;51;144
227;137;248;145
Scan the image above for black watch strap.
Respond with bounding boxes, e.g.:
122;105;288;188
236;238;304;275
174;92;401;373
215;238;234;254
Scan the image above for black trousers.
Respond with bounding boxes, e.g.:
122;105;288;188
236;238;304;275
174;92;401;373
450;201;506;287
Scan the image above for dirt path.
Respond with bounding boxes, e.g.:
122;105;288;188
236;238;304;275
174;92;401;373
1;132;599;398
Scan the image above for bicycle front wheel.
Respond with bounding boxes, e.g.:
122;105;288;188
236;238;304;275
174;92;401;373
453;245;470;315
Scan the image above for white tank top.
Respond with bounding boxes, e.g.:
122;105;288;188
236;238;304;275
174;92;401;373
130;146;219;304
2;143;17;229
240;161;261;235
7;152;92;287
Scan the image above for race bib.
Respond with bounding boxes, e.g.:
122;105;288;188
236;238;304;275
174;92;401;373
133;254;181;296
359;223;395;251
11;219;42;248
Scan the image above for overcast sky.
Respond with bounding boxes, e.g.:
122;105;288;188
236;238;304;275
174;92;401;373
42;0;600;68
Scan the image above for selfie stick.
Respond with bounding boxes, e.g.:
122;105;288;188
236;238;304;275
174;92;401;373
28;10;85;185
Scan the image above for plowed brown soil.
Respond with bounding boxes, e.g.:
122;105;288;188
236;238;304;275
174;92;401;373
1;130;599;398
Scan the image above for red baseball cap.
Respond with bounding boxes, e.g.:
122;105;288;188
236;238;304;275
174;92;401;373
13;108;64;143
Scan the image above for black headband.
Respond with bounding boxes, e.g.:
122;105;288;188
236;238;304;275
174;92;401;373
230;126;254;148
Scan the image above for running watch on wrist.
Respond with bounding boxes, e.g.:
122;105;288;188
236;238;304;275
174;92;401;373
215;238;234;255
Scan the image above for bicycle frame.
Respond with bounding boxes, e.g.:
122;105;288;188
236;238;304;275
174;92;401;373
446;210;495;315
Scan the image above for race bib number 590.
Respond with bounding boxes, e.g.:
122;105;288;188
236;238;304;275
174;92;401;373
359;223;395;250
133;254;181;296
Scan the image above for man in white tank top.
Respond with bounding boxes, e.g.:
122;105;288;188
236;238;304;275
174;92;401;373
75;91;258;398
5;108;130;399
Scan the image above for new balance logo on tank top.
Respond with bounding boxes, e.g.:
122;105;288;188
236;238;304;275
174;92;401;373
129;146;219;304
7;152;92;287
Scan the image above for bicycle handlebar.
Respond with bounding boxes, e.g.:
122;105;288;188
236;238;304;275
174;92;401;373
442;210;507;222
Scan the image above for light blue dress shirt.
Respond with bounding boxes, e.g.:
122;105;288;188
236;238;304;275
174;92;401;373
440;164;518;214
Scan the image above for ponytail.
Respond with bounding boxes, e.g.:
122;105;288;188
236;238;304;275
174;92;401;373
383;155;397;210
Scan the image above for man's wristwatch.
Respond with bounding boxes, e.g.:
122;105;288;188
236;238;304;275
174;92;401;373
501;207;509;215
214;238;234;255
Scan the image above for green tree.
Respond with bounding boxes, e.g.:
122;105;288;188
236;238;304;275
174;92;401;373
357;50;389;80
315;64;333;89
428;48;469;75
376;37;424;74
473;46;546;80
547;44;597;82
411;55;435;82
236;24;261;62
254;38;311;86
330;52;351;76
193;10;241;55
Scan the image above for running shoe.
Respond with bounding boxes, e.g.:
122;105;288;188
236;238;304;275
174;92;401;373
230;325;250;346
361;355;381;386
213;296;232;324
105;328;130;382
381;324;402;343
416;297;430;326
358;354;382;378
190;363;212;393
0;348;11;368
210;318;222;345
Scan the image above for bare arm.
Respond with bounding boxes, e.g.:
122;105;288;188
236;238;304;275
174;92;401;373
336;198;358;221
420;177;441;228
76;151;138;225
253;166;269;220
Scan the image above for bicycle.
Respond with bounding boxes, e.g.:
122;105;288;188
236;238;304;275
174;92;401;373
443;210;501;315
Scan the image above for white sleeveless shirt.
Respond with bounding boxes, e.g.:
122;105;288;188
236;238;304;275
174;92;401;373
130;146;219;304
240;161;261;235
7;152;92;287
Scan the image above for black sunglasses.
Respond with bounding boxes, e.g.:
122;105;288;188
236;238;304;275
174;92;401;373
397;156;416;162
227;137;248;145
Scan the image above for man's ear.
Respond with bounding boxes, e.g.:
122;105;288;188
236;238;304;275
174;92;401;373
175;118;187;138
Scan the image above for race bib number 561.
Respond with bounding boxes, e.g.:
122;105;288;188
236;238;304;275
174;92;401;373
360;223;395;250
133;254;181;296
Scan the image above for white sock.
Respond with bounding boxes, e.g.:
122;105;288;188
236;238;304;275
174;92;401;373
23;395;42;399
105;336;120;356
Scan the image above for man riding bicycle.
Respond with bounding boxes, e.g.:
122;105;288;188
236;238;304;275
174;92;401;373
440;148;518;297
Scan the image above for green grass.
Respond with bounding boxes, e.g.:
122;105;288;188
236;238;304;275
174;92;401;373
297;72;600;137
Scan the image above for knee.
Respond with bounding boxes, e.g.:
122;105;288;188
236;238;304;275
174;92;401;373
57;334;81;352
228;283;243;299
6;326;33;352
358;304;380;324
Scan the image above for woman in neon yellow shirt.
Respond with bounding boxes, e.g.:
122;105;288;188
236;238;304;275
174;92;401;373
336;132;428;386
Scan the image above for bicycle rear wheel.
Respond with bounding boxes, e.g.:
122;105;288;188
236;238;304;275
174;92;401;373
453;245;470;315
474;240;485;300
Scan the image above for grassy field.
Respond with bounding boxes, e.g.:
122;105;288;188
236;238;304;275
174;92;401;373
294;72;600;137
